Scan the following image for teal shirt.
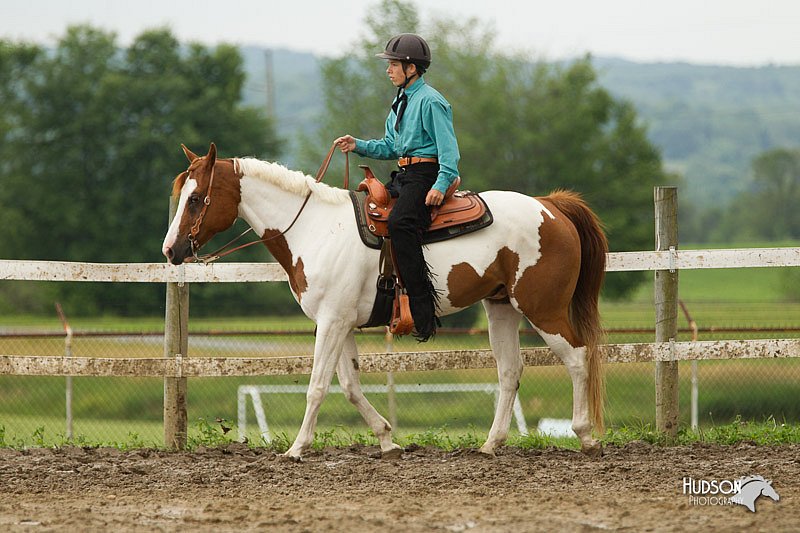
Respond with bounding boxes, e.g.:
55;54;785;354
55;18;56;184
354;77;460;194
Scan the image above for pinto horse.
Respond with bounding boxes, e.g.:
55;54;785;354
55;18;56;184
162;143;608;458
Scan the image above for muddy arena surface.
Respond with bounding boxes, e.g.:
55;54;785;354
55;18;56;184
1;443;798;532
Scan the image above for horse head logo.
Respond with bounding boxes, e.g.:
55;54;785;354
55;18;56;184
731;476;780;512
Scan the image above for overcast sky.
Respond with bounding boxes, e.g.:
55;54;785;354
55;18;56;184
2;0;799;66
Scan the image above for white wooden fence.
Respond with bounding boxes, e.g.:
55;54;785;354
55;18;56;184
1;187;799;447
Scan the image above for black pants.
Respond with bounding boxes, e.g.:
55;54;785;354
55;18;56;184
387;163;440;341
387;163;438;297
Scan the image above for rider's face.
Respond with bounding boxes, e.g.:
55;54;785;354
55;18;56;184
386;60;417;87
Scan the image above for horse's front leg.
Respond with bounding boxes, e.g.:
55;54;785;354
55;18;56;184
480;300;524;456
284;317;350;458
336;331;403;458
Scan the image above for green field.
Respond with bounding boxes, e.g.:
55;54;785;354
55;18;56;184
1;242;798;447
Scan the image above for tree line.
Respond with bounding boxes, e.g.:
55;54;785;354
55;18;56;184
0;26;293;316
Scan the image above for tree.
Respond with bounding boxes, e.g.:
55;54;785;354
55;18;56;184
303;0;672;301
712;147;800;243
749;148;800;239
0;26;286;316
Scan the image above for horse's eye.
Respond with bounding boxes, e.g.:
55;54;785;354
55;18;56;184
189;195;200;205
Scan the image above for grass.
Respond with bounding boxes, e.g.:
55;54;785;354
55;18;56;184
601;417;800;447
2;417;798;451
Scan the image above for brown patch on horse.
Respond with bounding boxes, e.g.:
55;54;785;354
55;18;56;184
513;198;582;345
532;191;608;434
171;156;211;198
262;229;308;300
447;247;520;309
168;155;243;265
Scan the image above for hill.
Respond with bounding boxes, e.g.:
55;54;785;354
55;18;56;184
239;47;800;206
593;57;800;205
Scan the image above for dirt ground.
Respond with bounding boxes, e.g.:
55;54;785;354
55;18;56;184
0;442;797;532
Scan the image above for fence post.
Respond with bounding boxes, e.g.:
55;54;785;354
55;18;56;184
164;197;189;450
654;186;679;437
385;328;398;430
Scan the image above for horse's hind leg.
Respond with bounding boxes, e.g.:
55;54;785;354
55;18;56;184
480;299;524;456
529;316;601;455
336;331;403;457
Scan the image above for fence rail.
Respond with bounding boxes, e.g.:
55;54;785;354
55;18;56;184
2;247;799;284
2;339;798;377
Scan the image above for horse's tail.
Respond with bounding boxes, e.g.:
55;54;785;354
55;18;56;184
545;190;608;434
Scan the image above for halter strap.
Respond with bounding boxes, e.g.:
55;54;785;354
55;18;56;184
188;161;216;250
191;143;348;264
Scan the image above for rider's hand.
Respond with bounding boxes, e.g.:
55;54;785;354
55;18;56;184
425;189;445;206
334;135;356;153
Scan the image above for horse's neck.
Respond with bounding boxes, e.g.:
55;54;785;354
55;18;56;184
237;175;345;241
237;176;303;236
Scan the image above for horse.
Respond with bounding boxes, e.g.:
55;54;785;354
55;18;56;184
162;143;608;459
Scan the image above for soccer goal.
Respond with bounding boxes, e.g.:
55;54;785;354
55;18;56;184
237;382;528;443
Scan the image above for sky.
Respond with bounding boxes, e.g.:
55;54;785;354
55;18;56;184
2;0;799;66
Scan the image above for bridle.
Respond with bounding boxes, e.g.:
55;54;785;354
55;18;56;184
186;160;220;258
186;143;348;264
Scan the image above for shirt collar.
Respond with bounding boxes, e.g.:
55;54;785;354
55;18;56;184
404;75;426;96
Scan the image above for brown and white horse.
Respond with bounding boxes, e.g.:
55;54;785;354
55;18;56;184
162;143;608;458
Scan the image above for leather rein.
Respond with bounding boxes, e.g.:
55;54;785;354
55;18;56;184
188;143;348;264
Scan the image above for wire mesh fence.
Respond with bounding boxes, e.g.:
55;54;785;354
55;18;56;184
1;294;799;448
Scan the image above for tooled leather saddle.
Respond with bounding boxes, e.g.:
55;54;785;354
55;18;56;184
352;166;493;333
351;166;492;248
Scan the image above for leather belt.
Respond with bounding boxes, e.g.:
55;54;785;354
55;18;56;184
398;156;438;167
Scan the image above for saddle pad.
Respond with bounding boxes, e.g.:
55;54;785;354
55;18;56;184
350;191;383;249
349;191;493;248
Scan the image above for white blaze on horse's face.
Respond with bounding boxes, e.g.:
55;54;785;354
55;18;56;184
162;177;198;264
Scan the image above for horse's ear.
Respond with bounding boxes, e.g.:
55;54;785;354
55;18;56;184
182;144;199;162
207;142;217;164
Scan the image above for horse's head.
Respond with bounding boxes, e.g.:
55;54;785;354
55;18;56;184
760;479;780;502
162;143;241;264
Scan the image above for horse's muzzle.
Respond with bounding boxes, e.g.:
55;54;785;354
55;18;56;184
163;240;192;265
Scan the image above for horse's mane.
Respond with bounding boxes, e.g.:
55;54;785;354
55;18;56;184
236;158;350;205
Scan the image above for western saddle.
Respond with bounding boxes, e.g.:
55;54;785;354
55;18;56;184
355;166;487;238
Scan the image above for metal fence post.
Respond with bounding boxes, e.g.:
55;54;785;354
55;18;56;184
654;186;679;437
164;197;189;449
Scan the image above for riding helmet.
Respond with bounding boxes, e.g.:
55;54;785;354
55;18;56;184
376;33;431;71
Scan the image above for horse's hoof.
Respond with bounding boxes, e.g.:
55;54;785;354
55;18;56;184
581;442;603;458
381;446;404;460
278;452;303;463
477;447;497;458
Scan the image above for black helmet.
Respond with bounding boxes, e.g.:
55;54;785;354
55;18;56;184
376;33;431;71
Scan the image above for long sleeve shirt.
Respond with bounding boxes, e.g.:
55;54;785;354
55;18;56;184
354;77;460;195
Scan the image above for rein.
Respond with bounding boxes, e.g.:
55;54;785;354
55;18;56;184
189;143;349;264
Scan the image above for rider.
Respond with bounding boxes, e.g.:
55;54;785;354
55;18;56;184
335;33;461;342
